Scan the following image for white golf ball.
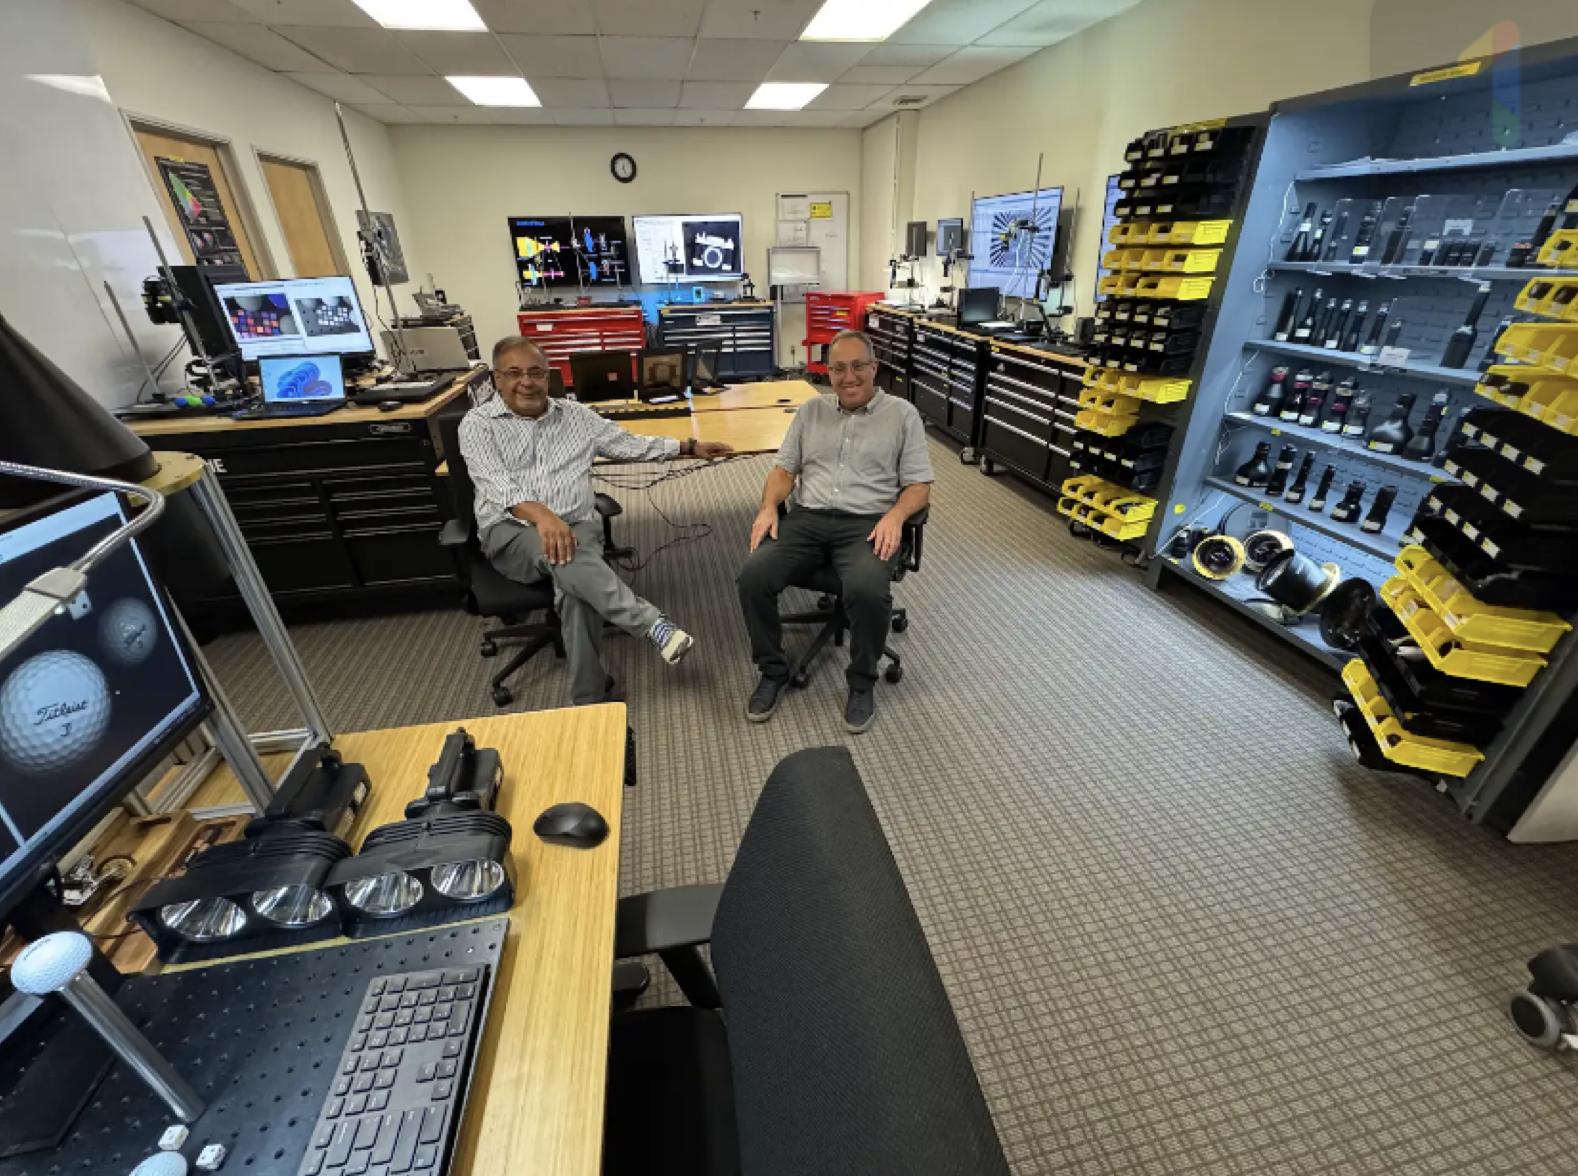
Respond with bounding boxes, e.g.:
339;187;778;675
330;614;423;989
99;598;159;667
0;651;112;775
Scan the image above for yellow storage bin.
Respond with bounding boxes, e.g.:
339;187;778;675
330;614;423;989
1134;274;1215;301
1516;277;1578;320
1073;409;1137;437
1097;273;1125;297
1056;499;1151;543
1394;547;1571;653
1342;661;1485;777
1160;248;1222;274
1519;381;1578;433
1149;220;1232;246
1081;368;1191;404
1108;222;1146;246
1059;475;1157;522
1536;228;1578;269
1494;323;1578;371
1380;579;1546;687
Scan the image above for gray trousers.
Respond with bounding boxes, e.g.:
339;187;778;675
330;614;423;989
481;517;660;706
736;509;901;692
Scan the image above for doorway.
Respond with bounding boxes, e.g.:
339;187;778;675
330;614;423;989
258;153;347;278
130;119;270;279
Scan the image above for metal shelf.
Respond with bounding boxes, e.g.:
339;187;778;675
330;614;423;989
1204;475;1405;561
1247;339;1482;386
1295;142;1578;181
1268;261;1578;282
1223;411;1463;481
1156;558;1345;670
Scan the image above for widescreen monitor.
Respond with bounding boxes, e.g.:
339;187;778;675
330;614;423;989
633;213;744;283
211;275;374;361
1095;174;1125;303
969;186;1065;300
508;215;631;289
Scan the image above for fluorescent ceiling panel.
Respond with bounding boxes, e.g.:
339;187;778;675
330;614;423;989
350;0;486;30
746;82;827;109
446;74;540;104
800;0;936;42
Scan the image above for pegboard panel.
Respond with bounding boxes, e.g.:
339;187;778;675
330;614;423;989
1388;75;1578;159
0;919;508;1176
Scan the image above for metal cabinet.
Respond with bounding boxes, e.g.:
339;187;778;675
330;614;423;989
658;302;776;379
912;323;985;449
980;346;1086;493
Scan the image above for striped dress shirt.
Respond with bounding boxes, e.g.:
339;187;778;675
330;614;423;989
458;397;680;530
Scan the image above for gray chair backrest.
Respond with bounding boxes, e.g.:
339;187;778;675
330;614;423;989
711;747;1012;1176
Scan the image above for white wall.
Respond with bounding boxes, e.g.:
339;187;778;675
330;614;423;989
0;0;418;410
386;124;863;362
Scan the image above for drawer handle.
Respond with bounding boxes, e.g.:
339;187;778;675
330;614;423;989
985;418;1046;445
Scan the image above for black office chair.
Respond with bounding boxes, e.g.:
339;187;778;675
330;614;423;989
604;746;1012;1176
777;506;927;689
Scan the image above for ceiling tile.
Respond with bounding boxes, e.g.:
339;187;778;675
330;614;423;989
806;83;894;110
351;103;431;123
672;109;736;126
698;0;820;40
409;104;553;123
361;74;469;103
472;0;594;34
838;64;924;85
607;79;682;107
552;108;616;125
598;36;694;80
886;0;1039;45
532;78;612;106
976;0;1142;46
678;80;753;108
128;0;257;21
179;21;326;69
865;83;960;109
765;42;869;83
590;0;709;38
496;34;603;77
228;0;374;24
686;38;785;82
285;72;394;103
615;108;677;125
733;109;848;128
839;108;890;128
908;46;1037;85
276;26;430;73
394;30;517;74
857;43;953;67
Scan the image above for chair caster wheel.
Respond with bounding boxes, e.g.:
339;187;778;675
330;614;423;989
492;686;513;707
1509;989;1572;1050
817;595;835;611
791;671;810;689
960;447;977;464
891;615;909;633
480;640;499;658
884;664;904;684
981;458;996;475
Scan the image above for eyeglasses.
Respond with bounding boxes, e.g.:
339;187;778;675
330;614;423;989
494;366;551;383
828;360;877;377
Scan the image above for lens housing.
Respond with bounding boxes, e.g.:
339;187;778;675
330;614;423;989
1192;535;1245;580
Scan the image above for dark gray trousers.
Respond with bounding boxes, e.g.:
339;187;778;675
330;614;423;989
736;509;901;692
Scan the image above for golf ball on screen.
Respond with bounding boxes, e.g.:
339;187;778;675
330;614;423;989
0;651;112;775
100;597;158;666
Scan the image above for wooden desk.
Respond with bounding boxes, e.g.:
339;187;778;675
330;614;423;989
123;373;473;438
690;380;820;412
617;405;795;455
177;705;628;1176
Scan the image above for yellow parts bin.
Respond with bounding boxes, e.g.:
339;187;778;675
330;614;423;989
1082;367;1191;404
1099;248;1223;275
1394;547;1570;654
1341;661;1485;777
1493;322;1578;371
1074;386;1139;435
1057;475;1156;542
1515;276;1578;320
1536;228;1578;269
1473;364;1578;435
1106;220;1232;248
1097;273;1215;301
1380;579;1546;687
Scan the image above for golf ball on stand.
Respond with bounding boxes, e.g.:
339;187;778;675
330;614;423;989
100;598;158;666
0;651;112;775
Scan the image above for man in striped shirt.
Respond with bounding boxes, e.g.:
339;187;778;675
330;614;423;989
459;338;733;706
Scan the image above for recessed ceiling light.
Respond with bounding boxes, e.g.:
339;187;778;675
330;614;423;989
800;0;937;42
745;83;828;110
350;0;486;31
447;76;540;106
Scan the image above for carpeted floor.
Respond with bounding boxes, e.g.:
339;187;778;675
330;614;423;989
206;434;1578;1176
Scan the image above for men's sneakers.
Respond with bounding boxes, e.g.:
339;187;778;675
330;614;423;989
648;618;694;665
844;689;877;735
746;676;787;723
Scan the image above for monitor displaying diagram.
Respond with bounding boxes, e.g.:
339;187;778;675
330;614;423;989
508;216;631;289
969;186;1064;300
210;275;374;360
633;213;744;283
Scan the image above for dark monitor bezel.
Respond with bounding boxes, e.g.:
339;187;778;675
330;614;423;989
569;351;636;403
959;287;1002;326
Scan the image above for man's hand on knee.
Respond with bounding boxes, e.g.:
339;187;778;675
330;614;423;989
537;512;577;565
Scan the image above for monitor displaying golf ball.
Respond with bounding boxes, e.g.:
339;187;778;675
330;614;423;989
211;275;374;361
0;492;208;902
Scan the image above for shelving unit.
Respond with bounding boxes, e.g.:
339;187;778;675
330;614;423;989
1147;37;1578;837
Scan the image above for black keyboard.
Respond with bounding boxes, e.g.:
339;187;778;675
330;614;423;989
350;375;457;405
597;402;691;421
297;964;490;1176
232;402;346;420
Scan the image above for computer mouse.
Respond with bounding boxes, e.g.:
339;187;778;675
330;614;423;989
378;400;402;412
533;802;609;849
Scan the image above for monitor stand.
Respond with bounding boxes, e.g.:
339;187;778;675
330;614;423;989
0;866;120;1158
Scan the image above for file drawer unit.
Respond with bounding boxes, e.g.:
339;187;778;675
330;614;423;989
658;302;776;379
979;343;1089;493
865;306;914;402
517;305;646;388
911;321;987;456
804;291;885;376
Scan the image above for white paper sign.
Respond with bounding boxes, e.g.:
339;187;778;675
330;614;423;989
1377;345;1411;367
697;314;722;327
778;195;811;221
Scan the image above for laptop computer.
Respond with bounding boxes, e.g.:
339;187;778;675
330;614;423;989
236;355;348;419
380;326;472;373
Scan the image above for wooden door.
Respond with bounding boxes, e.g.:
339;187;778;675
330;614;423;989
133;123;267;279
259;155;345;278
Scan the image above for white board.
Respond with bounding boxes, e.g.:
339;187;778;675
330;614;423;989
769;247;822;286
776;191;850;293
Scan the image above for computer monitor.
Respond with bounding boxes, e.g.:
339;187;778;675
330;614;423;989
970;186;1065;299
959;287;1001;327
906;221;929;258
210;275;374;361
0;491;210;918
569;351;635;403
639;350;685;402
632;214;744;283
1095;174;1124;303
508;215;632;289
685;340;725;391
937;218;965;256
258;354;347;408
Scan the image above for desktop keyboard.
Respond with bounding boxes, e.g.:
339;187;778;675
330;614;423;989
231;402;346;421
597;402;692;421
297;964;490;1176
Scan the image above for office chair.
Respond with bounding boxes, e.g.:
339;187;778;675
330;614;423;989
777;505;927;688
604;746;1012;1176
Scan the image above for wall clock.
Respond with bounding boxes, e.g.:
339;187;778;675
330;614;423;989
611;153;637;183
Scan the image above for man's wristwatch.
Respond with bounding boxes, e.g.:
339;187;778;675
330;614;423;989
681;438;696;457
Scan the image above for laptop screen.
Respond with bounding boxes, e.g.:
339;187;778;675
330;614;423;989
259;355;346;405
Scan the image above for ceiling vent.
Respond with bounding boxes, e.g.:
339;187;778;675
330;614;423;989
891;95;928;107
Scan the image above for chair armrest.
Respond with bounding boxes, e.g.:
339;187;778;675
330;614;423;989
439;519;471;547
615;883;723;958
595;492;623;519
901;505;928;572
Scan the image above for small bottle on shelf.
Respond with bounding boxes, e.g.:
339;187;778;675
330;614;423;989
1381;203;1416;265
1273;288;1303;342
1286;202;1318;261
1306;209;1335;262
1251;366;1290;416
1284;453;1316;504
1361;485;1398;534
1279;369;1312;423
1480;317;1517;373
1359;301;1392;355
1308;465;1338;512
1402;391;1450;462
1439;282;1492;369
1528;196;1564;261
1342;391;1373;438
1350;201;1383;263
1292;288;1324;344
1323;300;1354;350
1234;442;1274;488
1300;371;1333;427
1339;300;1369;353
1322;206;1352;262
1313;298;1341;346
1266;444;1298;497
1367;391;1418;454
1322;379;1357;433
1330;481;1367;524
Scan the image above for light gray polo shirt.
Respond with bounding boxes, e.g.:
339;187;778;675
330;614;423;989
775;390;935;516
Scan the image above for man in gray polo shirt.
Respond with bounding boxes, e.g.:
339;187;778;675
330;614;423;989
736;329;934;733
